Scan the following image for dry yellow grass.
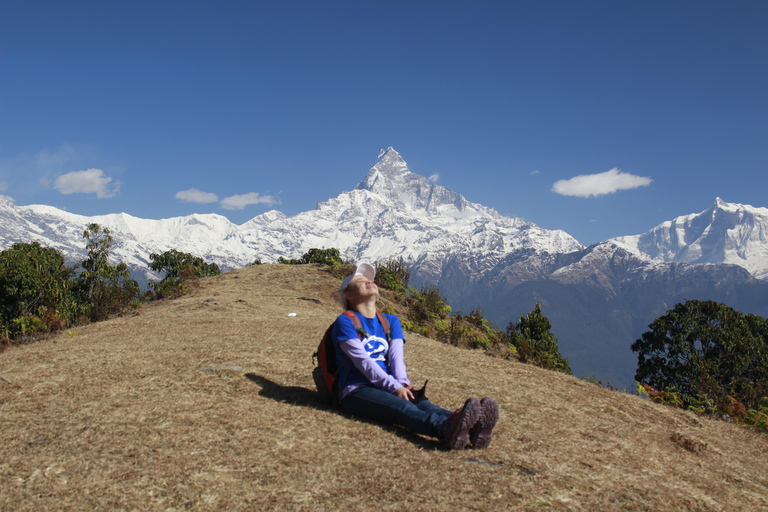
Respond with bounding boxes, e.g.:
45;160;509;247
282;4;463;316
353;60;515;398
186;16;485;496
1;263;767;511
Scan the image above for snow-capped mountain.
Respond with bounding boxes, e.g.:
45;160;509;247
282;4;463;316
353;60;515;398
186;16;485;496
0;195;243;284
0;148;583;287
464;198;768;388
2;148;768;388
234;148;584;287
611;198;768;280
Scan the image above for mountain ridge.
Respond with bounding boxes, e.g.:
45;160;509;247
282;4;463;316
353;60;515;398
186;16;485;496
0;148;585;284
613;198;768;280
2;149;767;388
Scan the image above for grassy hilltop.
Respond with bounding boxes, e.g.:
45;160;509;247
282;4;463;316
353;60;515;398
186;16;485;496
1;264;767;511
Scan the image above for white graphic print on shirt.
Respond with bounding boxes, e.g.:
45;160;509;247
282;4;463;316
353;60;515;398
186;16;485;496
362;335;389;364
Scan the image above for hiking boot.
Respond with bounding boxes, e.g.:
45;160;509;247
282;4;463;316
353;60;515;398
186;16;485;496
469;397;499;449
443;398;481;450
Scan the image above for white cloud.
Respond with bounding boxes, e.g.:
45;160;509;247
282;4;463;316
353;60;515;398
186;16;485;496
220;192;280;210
552;168;652;198
428;173;440;183
176;188;219;203
0;181;8;191
529;170;540;176
54;168;119;198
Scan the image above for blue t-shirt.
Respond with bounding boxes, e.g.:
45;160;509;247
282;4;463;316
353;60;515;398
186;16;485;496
331;311;404;390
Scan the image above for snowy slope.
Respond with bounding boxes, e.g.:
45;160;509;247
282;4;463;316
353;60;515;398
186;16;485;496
2;150;767;289
0;148;583;285
0;195;243;282
611;198;768;280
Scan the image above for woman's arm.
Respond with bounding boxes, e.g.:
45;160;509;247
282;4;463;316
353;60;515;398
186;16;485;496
388;338;410;387
338;338;402;393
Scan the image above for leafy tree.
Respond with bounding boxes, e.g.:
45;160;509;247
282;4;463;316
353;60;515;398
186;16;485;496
507;303;572;374
278;248;343;266
300;248;343;266
80;223;113;305
149;249;221;280
0;242;76;339
446;306;507;351
148;249;221;298
375;258;411;294
77;224;139;321
407;284;451;324
631;300;768;410
78;224;139;319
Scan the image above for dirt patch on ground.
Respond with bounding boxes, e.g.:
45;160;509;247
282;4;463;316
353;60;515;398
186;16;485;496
1;264;767;511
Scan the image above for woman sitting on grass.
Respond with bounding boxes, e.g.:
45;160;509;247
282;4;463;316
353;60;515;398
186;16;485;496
332;262;499;450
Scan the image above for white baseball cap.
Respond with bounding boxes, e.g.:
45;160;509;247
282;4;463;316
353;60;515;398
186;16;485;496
338;262;375;309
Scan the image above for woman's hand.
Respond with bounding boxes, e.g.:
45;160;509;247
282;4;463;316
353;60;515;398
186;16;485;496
394;385;414;401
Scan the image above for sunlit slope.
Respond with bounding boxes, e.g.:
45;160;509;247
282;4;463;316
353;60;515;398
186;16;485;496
1;264;766;511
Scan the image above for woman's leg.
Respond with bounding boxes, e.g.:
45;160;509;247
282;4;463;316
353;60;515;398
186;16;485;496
341;386;448;439
416;399;453;420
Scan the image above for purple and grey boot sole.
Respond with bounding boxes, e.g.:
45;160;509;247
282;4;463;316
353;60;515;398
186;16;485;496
470;397;499;449
446;398;481;450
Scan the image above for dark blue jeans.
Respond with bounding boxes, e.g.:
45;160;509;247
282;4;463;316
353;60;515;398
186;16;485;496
341;385;453;439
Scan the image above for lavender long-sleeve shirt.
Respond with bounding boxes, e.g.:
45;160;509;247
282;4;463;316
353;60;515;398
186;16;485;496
338;337;410;397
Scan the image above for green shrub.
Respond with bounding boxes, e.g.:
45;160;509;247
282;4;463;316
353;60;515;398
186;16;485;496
301;248;343;266
746;398;768;431
76;224;140;321
445;307;506;350
398;284;507;353
0;242;77;339
507;303;572;375
149;249;221;280
637;383;685;408
148;249;221;299
374;258;411;294
13;314;47;337
279;248;343;266
638;381;768;432
406;284;451;324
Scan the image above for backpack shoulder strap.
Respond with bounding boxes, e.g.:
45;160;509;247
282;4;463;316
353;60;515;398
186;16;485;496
341;310;390;341
343;310;368;339
375;310;392;343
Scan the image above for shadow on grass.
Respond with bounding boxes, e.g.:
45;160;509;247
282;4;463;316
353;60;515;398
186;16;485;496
244;373;325;410
243;373;442;450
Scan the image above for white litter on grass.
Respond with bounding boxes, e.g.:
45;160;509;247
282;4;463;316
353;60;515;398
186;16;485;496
288;312;297;317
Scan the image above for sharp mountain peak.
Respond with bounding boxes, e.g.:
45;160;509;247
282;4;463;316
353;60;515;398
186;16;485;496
354;147;476;215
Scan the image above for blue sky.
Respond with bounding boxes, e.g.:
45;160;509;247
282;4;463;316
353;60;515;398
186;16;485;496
1;1;766;246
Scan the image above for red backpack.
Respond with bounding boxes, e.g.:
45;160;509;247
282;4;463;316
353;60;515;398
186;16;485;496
312;310;391;406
